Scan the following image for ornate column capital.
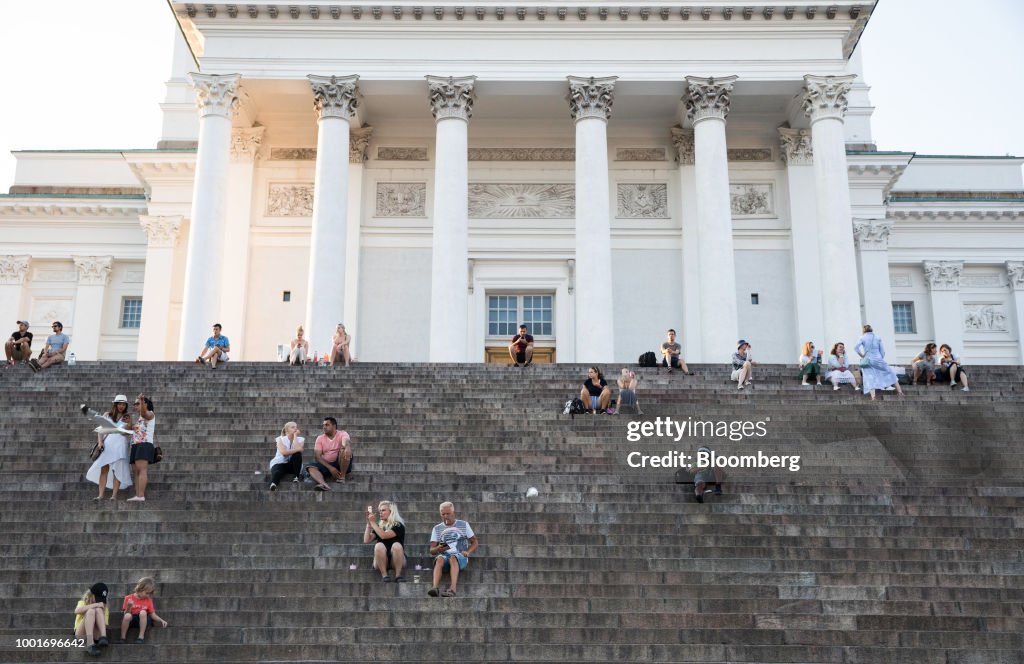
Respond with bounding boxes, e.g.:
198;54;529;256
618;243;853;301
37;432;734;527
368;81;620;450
1006;261;1024;290
670;126;695;165
0;255;31;285
426;75;477;122
778;127;813;165
684;75;738;124
923;260;963;291
349;126;374;163
853;219;893;250
73;256;113;286
802;74;857;124
566;75;617;122
308;74;360;120
140;215;184;248
187;73;241;119
230;126;266;162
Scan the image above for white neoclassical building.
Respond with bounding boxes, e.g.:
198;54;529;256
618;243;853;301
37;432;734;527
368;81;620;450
3;1;1024;365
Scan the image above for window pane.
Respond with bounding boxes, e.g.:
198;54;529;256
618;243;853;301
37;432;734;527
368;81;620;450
892;302;915;334
120;298;143;329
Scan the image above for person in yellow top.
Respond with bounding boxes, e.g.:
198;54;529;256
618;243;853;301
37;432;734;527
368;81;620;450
73;582;109;656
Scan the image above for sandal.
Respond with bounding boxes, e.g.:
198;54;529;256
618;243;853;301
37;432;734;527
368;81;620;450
427;587;440;597
441;588;456;597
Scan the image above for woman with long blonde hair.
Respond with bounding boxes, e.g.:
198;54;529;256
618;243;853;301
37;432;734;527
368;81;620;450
363;500;407;582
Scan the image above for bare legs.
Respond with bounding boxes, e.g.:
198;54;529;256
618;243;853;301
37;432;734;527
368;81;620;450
373;542;406;579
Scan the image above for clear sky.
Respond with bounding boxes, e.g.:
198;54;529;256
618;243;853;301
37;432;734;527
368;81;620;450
0;0;1022;190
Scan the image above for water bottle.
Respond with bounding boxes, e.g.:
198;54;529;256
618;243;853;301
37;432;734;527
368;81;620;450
67;352;77;366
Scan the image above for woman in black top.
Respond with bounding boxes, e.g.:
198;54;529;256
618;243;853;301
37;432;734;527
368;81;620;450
363;500;407;582
579;366;612;414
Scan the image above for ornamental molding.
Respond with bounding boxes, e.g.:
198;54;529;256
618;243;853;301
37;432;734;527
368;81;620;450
616;184;669;219
266;184;315;217
468;183;575;219
349;126;374;163
802;74;857;124
140;215;184;248
852;218;893;250
308;74;360;120
269;148;316;160
377;147;429;161
963;303;1008;332
567;75;617;122
375;182;428;217
230;126;265;162
888;209;1024;221
778;127;813;165
187;72;240;119
684;75;738;124
469;148;575;161
0;201;143;218
961;275;1004;288
670;126;695;165
615;148;666;162
1007;261;1024;290
0;255;31;285
426;75;477;122
73;256;113;286
923;260;963;291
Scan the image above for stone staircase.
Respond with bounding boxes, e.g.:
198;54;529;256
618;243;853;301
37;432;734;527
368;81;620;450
0;361;1022;663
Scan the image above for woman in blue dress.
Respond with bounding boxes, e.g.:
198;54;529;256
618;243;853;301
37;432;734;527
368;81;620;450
854;324;904;401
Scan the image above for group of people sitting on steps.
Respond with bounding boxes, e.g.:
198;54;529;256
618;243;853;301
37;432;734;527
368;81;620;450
72;577;168;656
286;323;353;366
264;421;480;597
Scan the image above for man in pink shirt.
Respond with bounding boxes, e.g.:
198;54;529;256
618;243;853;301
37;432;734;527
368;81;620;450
302;416;353;491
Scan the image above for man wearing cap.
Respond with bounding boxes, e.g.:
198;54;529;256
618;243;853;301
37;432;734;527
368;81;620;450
30;321;70;372
74;581;110;656
730;339;757;390
4;320;32;366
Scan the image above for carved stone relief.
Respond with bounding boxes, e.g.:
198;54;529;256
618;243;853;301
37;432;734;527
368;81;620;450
266;184;315;217
73;256;113;286
727;148;773;162
616;184;669;219
376;147;428;161
963;304;1008;332
729;184;774;217
32;299;73;327
923;261;963;291
375;183;427;217
269;148;316;161
468;148;574;161
615;148;666;162
468;184;575;219
0;255;31;285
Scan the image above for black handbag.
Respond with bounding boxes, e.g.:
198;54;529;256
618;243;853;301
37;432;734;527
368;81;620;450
88;442;102;461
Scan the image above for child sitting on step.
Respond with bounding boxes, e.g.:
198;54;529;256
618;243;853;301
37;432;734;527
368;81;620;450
73;582;110;656
120;577;168;643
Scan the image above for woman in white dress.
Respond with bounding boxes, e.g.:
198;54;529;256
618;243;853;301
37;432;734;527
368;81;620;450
854;325;904;401
85;395;134;500
826;342;860;392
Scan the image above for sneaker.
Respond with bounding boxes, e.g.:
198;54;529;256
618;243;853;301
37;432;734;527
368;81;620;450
87;645;101;656
382;576;392;582
269;483;277;491
801;382;810;388
962;386;970;392
136;637;145;644
950;380;957;387
737;384;744;390
292;476;300;483
127;496;146;502
97;637;109;648
833;385;840;391
395;576;406;583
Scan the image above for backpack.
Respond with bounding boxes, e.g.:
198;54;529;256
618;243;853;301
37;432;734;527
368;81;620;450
563;397;587;417
639;351;658;367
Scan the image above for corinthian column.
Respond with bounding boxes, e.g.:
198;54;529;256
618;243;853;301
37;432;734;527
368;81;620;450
1006;262;1024;362
671;127;703;361
685;75;739;356
426;75;476;362
779;127;825;346
0;256;31;328
924;260;964;353
72;256;113;361
138;216;183;360
803;74;861;346
304;74;359;357
178;73;239;360
853;219;895;345
343;125;373;360
567;76;617;363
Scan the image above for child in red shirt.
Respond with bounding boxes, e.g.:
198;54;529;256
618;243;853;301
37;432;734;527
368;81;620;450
119;577;168;643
